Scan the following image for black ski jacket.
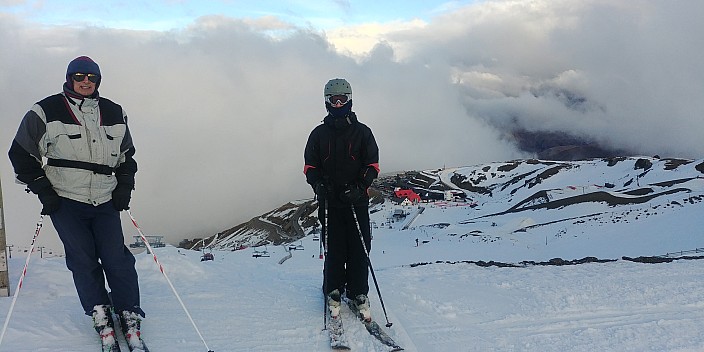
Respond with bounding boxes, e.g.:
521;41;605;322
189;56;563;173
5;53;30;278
304;112;379;208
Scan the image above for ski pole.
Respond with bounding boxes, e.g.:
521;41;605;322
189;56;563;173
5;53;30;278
318;201;324;260
318;231;323;259
126;210;214;352
321;199;329;330
350;205;393;327
0;215;44;348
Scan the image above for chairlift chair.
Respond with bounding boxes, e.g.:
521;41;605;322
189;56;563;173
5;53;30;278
288;241;305;251
252;245;270;258
200;252;214;261
200;245;214;261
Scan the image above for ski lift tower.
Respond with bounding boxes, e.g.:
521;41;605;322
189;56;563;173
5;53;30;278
0;176;10;296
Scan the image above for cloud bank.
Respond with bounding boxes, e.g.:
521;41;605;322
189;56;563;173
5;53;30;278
389;1;704;156
1;0;700;250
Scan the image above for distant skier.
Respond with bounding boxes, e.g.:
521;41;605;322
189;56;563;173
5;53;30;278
8;56;145;350
304;78;380;321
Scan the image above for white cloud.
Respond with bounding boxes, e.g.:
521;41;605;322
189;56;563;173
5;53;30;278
0;13;519;251
382;0;704;157
325;19;427;58
2;0;701;250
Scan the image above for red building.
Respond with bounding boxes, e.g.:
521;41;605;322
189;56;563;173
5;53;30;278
394;189;421;203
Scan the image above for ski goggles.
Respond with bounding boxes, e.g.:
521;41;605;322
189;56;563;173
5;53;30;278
326;94;351;107
71;73;100;83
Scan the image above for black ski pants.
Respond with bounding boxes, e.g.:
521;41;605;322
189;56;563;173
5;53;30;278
323;204;372;299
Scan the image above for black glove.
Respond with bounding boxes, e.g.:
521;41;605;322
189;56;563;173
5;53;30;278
27;176;61;215
314;179;333;200
37;188;61;215
112;174;134;211
112;184;132;211
339;182;365;204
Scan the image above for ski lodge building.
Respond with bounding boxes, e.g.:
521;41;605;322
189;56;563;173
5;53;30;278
393;188;421;204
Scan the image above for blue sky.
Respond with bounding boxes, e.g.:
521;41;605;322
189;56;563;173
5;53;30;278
1;0;475;31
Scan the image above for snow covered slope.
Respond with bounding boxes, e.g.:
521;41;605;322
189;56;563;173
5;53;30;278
1;157;703;351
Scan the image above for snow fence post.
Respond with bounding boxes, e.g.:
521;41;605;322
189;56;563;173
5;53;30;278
0;175;9;297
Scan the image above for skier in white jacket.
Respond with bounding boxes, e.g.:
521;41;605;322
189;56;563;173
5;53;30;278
8;56;145;349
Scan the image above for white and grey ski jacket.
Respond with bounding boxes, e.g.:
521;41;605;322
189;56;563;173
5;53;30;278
9;90;137;206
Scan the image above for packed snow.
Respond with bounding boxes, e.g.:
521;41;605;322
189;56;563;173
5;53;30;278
1;158;704;351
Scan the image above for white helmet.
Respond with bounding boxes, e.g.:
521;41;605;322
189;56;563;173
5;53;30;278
324;78;352;107
324;78;352;96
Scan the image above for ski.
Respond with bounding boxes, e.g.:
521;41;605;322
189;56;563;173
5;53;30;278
124;337;149;352
328;314;351;350
346;299;404;351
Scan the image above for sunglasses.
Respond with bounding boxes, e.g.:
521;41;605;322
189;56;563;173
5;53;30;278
71;73;100;83
326;94;350;107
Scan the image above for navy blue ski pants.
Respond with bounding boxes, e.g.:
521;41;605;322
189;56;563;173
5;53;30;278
323;205;371;299
50;198;143;317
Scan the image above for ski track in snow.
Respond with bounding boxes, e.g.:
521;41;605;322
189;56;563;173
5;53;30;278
382;262;704;352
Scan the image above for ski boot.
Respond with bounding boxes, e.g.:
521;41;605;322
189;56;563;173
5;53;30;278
350;294;371;322
328;289;342;318
119;310;148;351
92;304;120;352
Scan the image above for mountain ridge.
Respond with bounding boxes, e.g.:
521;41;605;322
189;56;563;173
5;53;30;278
181;156;704;259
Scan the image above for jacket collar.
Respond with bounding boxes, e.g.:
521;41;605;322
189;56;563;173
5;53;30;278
324;111;358;130
63;83;99;110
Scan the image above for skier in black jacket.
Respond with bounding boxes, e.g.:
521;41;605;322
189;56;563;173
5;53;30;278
304;78;379;321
